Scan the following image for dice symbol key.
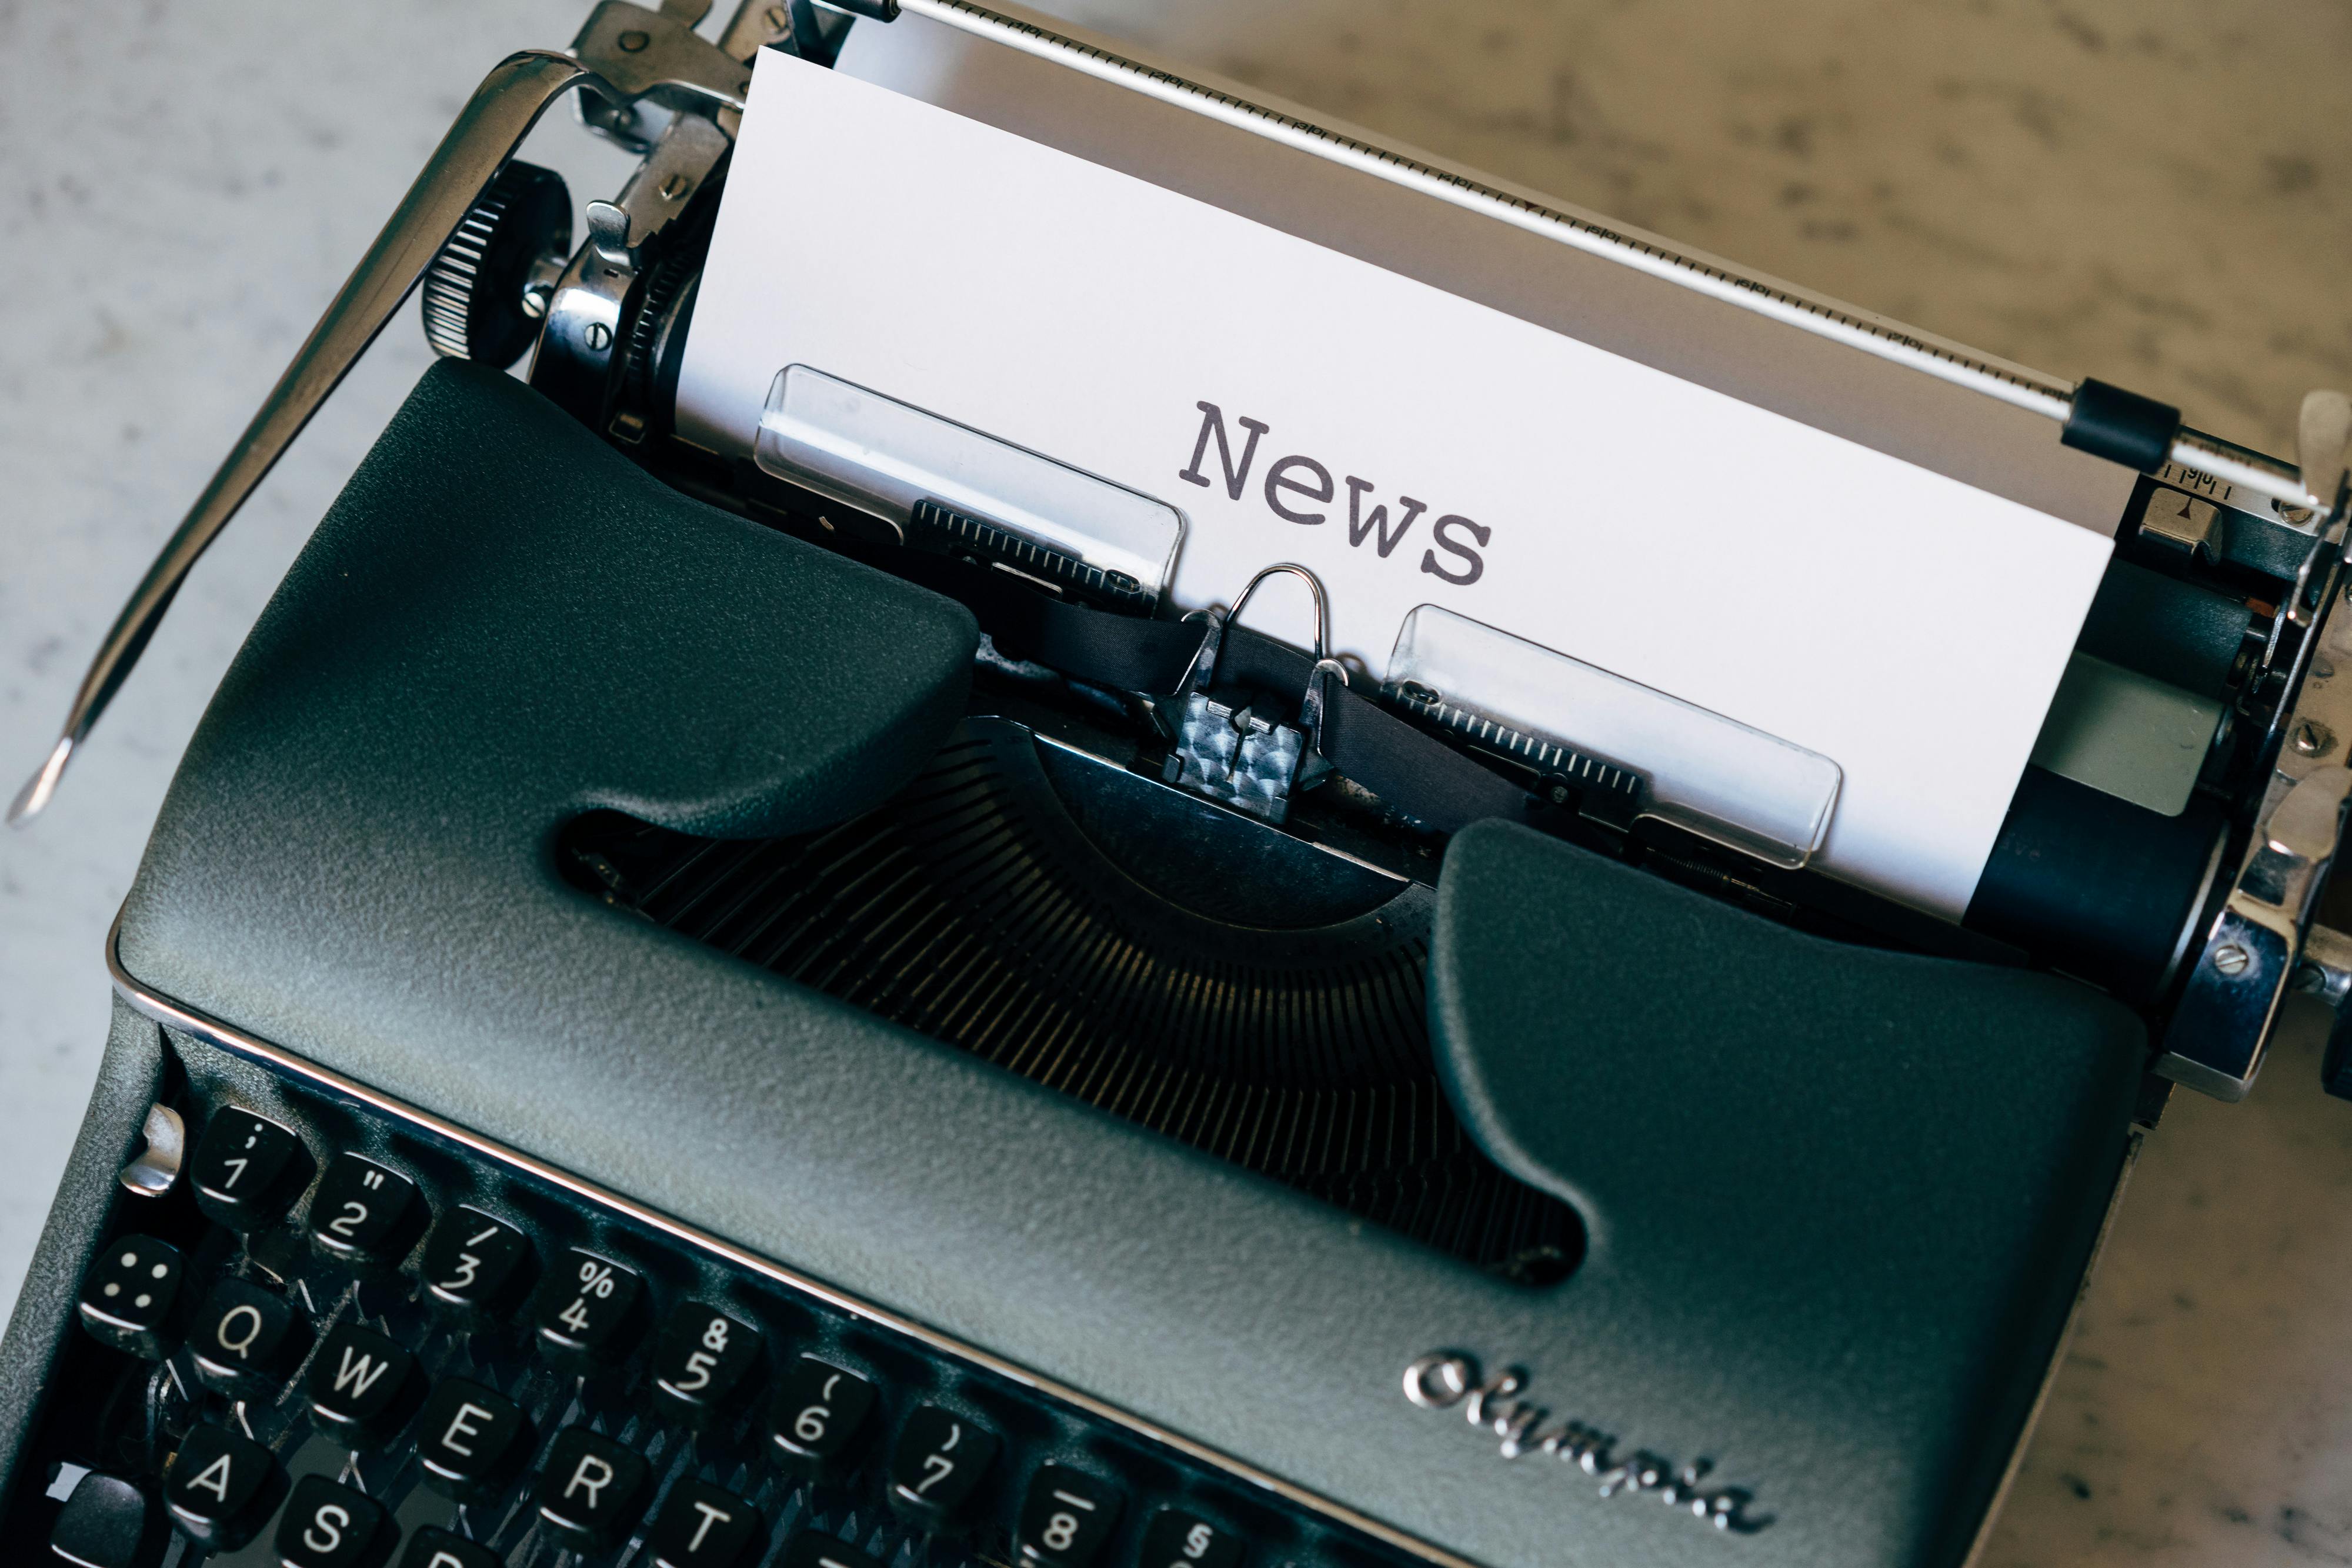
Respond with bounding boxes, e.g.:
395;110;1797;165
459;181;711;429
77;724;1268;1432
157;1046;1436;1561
76;1236;185;1359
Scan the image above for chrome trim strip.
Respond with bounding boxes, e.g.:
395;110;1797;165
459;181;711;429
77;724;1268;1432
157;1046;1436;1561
8;49;610;829
106;915;1479;1568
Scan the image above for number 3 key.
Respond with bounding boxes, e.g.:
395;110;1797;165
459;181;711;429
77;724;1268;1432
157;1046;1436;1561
421;1207;537;1323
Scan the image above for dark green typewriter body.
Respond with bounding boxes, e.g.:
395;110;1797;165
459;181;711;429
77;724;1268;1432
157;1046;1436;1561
0;363;2149;1568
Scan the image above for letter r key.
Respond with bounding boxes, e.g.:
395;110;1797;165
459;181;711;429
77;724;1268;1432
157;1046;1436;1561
535;1426;653;1551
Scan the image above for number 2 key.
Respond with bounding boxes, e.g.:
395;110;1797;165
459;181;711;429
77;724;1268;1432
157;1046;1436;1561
306;1155;425;1272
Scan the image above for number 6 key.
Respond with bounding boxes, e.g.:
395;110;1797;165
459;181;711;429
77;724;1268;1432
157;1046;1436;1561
768;1356;876;1481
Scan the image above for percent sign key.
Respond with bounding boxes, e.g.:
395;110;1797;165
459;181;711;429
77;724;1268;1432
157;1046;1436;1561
536;1250;651;1373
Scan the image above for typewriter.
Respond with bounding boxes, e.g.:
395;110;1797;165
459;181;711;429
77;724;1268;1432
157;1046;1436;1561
7;3;2352;1566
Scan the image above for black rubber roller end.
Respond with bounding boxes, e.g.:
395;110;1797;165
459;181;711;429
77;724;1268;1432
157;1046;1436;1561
2062;378;2181;473
421;161;572;371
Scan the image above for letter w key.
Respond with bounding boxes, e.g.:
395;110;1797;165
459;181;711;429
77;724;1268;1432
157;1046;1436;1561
307;1323;422;1447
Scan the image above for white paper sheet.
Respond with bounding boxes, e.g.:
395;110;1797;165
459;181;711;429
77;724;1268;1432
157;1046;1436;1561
676;48;2116;918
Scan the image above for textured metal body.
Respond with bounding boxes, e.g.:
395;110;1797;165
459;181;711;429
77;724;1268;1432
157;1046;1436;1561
0;362;2151;1567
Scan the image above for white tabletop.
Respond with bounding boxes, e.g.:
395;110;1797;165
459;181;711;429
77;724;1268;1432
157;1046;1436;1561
3;2;2346;1560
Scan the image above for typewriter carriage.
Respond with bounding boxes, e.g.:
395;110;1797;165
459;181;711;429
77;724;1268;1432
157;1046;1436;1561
6;0;2347;1102
508;2;2352;1109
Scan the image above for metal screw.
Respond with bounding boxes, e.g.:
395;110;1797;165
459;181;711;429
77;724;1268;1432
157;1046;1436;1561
583;322;613;352
766;5;790;29
519;282;552;321
2281;504;2316;525
2213;944;2252;977
2293;720;2336;758
618;28;650;51
661;174;692;201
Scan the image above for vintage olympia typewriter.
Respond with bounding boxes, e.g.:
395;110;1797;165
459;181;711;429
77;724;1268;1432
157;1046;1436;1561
9;2;2352;1566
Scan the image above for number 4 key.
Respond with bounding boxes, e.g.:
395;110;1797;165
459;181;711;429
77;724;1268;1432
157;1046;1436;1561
534;1250;649;1373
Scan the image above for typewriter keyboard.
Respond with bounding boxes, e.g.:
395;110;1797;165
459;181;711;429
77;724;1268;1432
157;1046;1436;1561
15;1035;1416;1568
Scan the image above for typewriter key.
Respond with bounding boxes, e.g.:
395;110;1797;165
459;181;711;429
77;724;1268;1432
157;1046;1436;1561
308;1323;425;1449
47;1469;162;1568
306;1155;426;1272
414;1378;535;1502
160;1423;285;1550
188;1276;306;1392
889;1405;1001;1533
75;1235;185;1360
534;1249;649;1373
190;1107;315;1233
645;1476;763;1567
535;1426;654;1552
768;1355;876;1480
650;1302;763;1428
399;1526;499;1568
1017;1464;1125;1568
782;1531;886;1568
274;1474;398;1568
1136;1509;1245;1568
419;1207;536;1323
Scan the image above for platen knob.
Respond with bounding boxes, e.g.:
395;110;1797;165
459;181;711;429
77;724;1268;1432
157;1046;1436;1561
421;160;572;369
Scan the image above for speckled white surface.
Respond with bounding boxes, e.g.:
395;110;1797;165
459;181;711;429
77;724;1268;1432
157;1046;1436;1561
4;2;2350;1562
